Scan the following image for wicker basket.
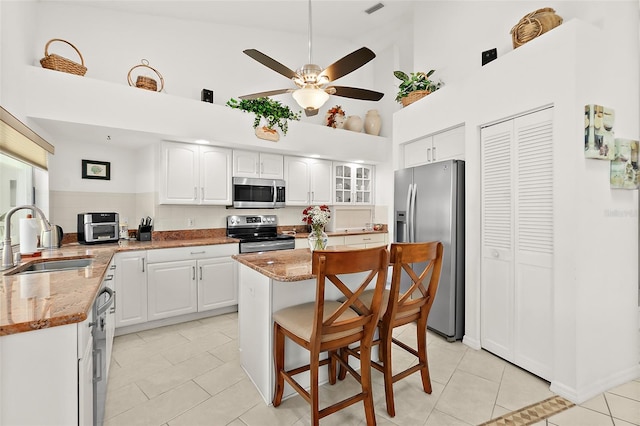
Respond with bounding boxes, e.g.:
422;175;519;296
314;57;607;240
127;59;164;92
39;39;87;76
510;7;563;49
401;89;430;107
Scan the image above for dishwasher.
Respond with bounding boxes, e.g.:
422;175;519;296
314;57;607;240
92;280;115;426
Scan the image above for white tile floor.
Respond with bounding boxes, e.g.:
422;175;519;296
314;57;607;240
104;313;640;426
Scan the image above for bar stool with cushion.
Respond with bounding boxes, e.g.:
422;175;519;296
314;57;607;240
272;246;389;426
338;241;444;417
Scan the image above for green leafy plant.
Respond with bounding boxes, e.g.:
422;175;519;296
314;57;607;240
226;97;301;135
393;70;443;103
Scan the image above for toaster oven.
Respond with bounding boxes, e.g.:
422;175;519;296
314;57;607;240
77;212;120;244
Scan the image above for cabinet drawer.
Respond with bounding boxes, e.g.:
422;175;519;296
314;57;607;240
147;244;238;263
344;233;386;246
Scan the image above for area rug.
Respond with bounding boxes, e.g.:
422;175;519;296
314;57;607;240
478;395;575;426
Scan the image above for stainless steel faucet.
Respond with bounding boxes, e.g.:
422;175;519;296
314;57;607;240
1;205;51;270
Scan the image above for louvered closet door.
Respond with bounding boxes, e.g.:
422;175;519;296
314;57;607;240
481;119;515;361
513;108;554;380
481;107;554;381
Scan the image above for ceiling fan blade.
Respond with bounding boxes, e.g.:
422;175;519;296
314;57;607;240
304;108;319;117
243;49;298;80
328;86;384;101
320;47;376;82
239;89;293;100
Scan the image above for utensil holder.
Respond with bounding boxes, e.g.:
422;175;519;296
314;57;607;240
137;225;152;241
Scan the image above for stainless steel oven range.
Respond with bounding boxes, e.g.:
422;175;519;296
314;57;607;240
226;214;295;253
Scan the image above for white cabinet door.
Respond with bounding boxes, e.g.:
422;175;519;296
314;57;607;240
284;156;312;205
160;142;199;204
432;125;465;162
260;152;284;179
147;260;198;321
198;257;238;311
115;251;148;328
480;108;554;380
201;146;232;205
233;151;283;179
403;137;431;168
309;159;332;205
333;163;374;205
78;318;93;426
233;150;260;177
160;142;232;205
104;260;116;377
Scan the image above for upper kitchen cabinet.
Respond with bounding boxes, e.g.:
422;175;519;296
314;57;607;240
159;141;232;205
402;125;465;168
284;156;332;206
232;150;284;179
333;163;374;205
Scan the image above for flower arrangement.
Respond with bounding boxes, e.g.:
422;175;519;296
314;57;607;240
302;205;331;251
325;105;346;128
393;70;443;105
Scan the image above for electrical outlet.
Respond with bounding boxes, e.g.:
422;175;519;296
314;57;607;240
187;218;194;227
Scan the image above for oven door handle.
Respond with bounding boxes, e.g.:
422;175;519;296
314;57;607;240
241;239;294;253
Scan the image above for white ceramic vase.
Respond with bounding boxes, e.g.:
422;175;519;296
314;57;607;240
364;109;381;136
344;115;363;132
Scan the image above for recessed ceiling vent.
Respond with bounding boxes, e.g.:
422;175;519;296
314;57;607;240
365;3;384;14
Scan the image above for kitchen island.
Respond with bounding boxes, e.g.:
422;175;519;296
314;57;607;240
233;247;380;405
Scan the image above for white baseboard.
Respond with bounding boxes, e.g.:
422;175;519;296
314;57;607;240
550;364;640;404
462;334;481;350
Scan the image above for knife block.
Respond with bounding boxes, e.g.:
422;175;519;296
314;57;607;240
137;225;152;241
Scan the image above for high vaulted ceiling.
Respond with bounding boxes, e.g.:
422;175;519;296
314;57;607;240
40;0;417;44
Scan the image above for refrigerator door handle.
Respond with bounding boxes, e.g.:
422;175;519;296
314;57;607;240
404;185;412;243
410;183;417;242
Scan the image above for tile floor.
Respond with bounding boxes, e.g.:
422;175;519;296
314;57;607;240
104;312;640;426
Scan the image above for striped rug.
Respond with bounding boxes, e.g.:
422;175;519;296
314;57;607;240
478;395;575;426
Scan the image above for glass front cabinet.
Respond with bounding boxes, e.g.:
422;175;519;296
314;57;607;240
333;163;374;205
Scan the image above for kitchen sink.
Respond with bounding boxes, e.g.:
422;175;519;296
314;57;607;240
12;258;93;275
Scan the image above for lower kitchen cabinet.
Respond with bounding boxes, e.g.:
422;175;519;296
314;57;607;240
344;233;387;248
114;244;239;330
198;256;238;311
114;250;148;327
147;260;198;321
0;316;93;425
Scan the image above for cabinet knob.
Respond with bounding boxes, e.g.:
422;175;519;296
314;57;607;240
492;250;499;258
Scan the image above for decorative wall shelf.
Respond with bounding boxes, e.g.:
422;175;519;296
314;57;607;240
24;66;389;164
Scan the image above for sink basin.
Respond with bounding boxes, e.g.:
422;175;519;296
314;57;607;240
16;258;93;274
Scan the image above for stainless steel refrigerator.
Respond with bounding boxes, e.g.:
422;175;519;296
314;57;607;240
394;159;465;341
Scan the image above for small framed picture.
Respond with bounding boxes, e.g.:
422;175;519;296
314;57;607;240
82;159;110;180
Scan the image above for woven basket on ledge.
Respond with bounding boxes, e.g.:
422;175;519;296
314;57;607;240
39;39;87;76
127;59;165;92
510;7;563;49
401;89;430;107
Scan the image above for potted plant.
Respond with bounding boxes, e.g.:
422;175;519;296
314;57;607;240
226;97;301;141
393;70;443;107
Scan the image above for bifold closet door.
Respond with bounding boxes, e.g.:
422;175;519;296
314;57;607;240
480;107;554;380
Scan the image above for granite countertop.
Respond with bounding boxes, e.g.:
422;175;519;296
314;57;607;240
232;246;363;282
1;228;387;336
0;236;237;336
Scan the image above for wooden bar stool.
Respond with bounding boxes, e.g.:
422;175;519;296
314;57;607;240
338;241;444;417
272;246;389;426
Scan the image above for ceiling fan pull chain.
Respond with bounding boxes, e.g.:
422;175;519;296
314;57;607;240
307;0;313;64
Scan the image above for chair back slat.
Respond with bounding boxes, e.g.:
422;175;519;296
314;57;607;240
311;247;389;346
385;242;444;325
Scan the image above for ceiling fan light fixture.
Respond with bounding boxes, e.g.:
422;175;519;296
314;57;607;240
292;87;329;110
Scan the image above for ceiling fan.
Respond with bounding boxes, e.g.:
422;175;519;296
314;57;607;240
238;0;384;117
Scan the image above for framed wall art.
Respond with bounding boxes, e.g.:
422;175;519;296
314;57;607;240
81;159;110;180
610;138;639;189
584;104;615;160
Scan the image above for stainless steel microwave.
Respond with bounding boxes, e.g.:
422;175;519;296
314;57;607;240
232;177;286;209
